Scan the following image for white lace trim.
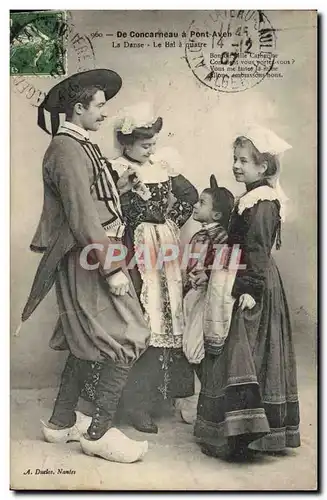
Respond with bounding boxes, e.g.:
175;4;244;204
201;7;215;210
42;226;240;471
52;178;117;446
118;117;157;135
237;185;285;221
111;156;169;183
111;150;180;183
114;102;157;135
149;333;183;349
133;221;184;348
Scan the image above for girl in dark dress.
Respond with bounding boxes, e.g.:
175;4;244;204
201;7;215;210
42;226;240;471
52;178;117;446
194;126;301;459
110;104;198;433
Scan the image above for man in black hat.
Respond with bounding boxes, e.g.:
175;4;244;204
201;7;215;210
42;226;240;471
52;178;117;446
24;70;150;463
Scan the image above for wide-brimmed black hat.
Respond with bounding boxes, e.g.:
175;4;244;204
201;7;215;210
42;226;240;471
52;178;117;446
38;68;122;135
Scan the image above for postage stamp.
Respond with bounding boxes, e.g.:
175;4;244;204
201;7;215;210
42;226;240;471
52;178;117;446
10;11;96;109
185;10;277;93
10;11;67;76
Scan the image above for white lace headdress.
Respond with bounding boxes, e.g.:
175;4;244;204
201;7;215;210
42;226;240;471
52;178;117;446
235;123;292;220
114;102;158;135
237;124;292;157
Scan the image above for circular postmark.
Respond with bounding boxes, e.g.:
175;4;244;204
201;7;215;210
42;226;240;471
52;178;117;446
185;10;277;93
11;11;96;107
65;11;96;74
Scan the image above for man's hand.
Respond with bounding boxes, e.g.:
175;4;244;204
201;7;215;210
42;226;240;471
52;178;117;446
238;293;256;311
106;270;130;296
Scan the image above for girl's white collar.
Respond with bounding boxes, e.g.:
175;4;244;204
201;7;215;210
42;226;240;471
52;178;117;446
237;185;286;221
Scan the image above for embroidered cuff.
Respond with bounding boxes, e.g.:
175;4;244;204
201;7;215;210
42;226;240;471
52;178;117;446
100;266;122;279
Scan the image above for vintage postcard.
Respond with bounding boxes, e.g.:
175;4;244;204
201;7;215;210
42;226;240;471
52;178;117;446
10;9;317;491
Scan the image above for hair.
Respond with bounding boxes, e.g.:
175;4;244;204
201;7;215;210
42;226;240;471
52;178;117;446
233;136;280;181
64;84;105;119
202;187;234;230
116;117;163;146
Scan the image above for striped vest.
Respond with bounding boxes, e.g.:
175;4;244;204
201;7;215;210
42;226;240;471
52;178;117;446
57;130;125;239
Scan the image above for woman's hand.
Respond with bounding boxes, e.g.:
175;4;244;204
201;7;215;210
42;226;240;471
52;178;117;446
238;293;256;311
189;270;208;289
117;167;140;194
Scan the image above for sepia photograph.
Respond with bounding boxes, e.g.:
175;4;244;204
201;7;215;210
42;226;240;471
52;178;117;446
10;9;317;491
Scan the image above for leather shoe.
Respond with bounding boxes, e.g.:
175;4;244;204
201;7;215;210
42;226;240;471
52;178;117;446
129;411;158;434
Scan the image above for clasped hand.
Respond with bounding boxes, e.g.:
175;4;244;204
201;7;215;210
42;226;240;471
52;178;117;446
117;166;140;194
189;270;208;289
238;293;256;311
106;270;130;296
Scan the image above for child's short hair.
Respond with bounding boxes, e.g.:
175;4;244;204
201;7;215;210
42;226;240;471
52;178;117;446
203;175;234;230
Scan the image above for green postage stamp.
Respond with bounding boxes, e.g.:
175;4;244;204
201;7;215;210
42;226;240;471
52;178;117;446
10;11;66;76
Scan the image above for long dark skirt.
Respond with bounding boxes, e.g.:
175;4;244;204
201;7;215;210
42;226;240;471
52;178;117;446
118;346;194;415
195;262;301;452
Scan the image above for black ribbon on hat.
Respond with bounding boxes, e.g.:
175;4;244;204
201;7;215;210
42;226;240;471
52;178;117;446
37;100;60;136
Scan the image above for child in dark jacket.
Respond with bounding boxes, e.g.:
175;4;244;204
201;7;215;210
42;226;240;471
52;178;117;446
178;175;234;423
